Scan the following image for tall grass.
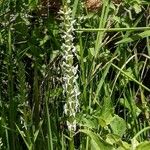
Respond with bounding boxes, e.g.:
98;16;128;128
0;0;150;149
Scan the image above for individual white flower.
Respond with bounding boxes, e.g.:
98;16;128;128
67;0;71;4
0;138;3;148
64;104;68;115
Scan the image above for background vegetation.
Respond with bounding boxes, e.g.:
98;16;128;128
0;0;150;149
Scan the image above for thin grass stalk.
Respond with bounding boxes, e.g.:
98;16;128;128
5;128;10;150
132;52;149;137
146;6;150;56
61;132;65;150
77;27;150;32
78;33;87;105
94;0;110;59
33;65;40;128
111;53;150;96
72;0;79;19
7;25;16;150
132;126;150;142
45;96;53;150
112;63;150;92
86;136;89;150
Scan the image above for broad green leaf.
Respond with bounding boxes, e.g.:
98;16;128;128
99;113;113;127
80;117;98;129
117;141;131;150
99;86;114;127
135;141;150;150
80;129;114;150
110;115;126;137
106;134;120;145
106;134;131;150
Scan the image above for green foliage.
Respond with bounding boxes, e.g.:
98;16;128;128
135;141;150;150
80;129;114;150
0;0;150;149
110;115;126;137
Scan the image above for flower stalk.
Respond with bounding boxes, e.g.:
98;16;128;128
59;0;80;133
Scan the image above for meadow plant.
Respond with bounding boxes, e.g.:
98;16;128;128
1;0;150;149
59;0;80;132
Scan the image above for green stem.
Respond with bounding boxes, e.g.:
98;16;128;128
77;27;150;32
69;131;74;150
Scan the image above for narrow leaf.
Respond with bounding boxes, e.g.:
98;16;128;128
116;30;150;44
